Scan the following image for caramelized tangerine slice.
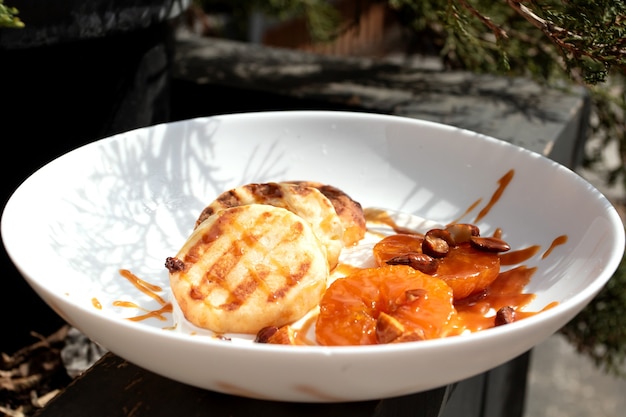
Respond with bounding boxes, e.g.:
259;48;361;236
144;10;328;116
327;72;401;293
315;265;455;346
373;234;424;265
434;243;500;300
374;234;501;301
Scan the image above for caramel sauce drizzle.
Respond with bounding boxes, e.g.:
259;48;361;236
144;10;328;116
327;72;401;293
500;245;541;266
123;302;173;322
115;269;172;322
294;315;319;346
363;208;417;235
361;168;562;335
451;199;482;225
119;269;168;306
542;235;568;259
452;265;539;333
474;169;515;223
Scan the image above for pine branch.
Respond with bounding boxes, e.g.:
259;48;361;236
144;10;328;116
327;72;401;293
505;0;625;82
457;0;508;41
0;0;24;28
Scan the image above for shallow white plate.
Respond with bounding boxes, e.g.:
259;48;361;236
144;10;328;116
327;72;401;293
2;111;624;402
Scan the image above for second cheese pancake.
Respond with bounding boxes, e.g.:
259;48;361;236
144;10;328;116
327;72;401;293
285;181;366;247
195;182;344;269
170;204;329;334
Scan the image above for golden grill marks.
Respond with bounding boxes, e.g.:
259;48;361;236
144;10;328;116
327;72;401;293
168;204;329;335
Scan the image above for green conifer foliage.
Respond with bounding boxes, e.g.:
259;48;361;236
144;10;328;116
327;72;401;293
0;0;23;28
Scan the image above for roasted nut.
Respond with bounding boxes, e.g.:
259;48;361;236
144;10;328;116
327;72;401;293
454;288;489;308
495;306;516;326
445;223;480;244
393;330;425;343
376;312;405;344
255;326;279;343
164;256;185;272
255;325;296;344
386;253;438;275
269;326;296;345
469;236;511;252
422;229;453;258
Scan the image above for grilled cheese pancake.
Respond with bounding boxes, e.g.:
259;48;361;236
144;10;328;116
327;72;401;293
169;204;329;334
285;181;366;246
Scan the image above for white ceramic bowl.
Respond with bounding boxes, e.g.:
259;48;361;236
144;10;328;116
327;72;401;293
2;111;624;402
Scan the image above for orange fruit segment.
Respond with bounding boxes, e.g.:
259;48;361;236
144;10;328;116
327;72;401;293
372;233;424;265
373;234;501;302
434;243;500;300
315;265;455;346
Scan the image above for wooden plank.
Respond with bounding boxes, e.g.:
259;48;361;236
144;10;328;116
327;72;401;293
37;352;453;417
